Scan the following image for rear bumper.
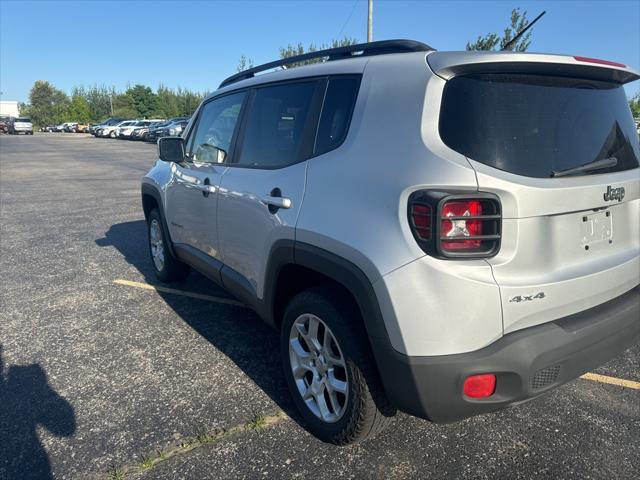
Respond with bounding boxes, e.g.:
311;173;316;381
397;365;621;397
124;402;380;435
373;286;639;423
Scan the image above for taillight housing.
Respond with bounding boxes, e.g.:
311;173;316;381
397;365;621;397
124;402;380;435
408;191;501;259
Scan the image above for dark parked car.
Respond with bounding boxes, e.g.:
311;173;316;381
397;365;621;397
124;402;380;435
131;121;164;141
146;117;189;142
147;119;189;142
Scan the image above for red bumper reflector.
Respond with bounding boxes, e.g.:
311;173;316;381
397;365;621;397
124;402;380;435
573;56;626;68
463;374;496;398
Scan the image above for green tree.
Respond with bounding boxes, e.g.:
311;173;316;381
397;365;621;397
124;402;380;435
155;84;179;118
126;84;158;118
112;92;137;118
175;87;204;117
279;37;359;68
82;85;114;122
236;55;254;72
629;93;640;119
20;80;70;126
67;95;92;123
466;8;533;52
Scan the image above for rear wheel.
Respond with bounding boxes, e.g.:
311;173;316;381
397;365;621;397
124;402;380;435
147;209;189;283
281;287;395;444
109;130;116;138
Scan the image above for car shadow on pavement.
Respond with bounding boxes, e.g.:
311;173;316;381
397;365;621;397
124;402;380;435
0;346;76;479
97;220;301;423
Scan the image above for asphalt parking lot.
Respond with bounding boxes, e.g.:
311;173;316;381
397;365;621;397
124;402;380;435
0;133;638;479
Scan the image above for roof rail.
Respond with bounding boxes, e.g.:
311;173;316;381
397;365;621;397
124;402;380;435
219;39;435;89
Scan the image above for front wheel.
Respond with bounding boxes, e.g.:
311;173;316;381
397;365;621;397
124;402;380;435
109;130;116;138
281;287;395;445
147;209;190;283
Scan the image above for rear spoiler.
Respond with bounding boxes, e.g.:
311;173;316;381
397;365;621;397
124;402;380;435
427;51;640;84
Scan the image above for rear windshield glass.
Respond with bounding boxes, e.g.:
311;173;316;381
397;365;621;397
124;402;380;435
17;118;31;122
440;74;639;178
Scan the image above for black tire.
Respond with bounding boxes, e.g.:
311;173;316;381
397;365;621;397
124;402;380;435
147;208;190;283
281;287;395;445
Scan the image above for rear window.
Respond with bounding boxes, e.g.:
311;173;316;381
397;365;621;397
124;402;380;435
440;74;640;178
17;118;31;122
237;81;319;168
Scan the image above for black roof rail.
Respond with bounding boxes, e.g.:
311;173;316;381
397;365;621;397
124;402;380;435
219;39;435;89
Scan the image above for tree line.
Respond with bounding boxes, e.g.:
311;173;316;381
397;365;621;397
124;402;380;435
19;82;206;127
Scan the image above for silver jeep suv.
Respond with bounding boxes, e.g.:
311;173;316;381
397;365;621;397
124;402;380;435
141;40;640;444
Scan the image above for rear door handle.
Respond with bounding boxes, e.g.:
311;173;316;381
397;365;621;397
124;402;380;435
260;195;292;209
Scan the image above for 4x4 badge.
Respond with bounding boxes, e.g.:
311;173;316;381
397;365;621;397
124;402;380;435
509;292;545;303
603;186;625;202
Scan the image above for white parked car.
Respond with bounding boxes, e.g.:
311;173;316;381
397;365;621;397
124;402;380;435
101;120;138;138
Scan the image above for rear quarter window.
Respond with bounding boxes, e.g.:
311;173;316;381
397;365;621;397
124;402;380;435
314;76;361;156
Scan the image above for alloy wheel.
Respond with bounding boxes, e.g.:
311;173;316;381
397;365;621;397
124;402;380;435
149;219;165;272
289;314;349;423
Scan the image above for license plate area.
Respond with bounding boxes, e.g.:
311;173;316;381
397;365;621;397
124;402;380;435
580;210;612;248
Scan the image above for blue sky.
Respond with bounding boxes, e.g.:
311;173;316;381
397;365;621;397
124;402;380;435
1;0;639;102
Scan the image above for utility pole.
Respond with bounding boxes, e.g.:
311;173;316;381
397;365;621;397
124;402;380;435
367;0;373;42
109;93;113;116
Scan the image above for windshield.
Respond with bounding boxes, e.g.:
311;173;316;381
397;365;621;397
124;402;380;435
439;74;640;178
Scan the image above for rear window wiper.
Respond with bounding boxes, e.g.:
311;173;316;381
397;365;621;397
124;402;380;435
551;157;618;177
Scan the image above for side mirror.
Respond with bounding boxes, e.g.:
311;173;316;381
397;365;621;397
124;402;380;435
158;136;185;163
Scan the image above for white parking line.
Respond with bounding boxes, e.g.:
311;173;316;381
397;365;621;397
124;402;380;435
113;279;246;307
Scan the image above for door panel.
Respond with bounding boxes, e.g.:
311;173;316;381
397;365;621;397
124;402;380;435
164;91;247;260
217;162;307;298
165;162;226;258
216;79;323;301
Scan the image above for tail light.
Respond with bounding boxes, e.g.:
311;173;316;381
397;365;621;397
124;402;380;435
408;191;501;259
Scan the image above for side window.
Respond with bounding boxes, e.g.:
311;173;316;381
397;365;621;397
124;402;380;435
315;77;360;156
236;81;318;168
188;92;246;163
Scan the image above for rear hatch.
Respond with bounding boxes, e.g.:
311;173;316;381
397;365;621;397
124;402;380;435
431;52;640;334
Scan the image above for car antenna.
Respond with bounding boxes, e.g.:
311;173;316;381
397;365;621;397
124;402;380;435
501;10;546;51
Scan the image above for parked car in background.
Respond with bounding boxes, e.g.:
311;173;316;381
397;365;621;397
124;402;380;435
118;120;162;139
8;117;34;135
1;117;11;133
100;120;137;138
40;124;57;132
130;121;164;141
146;117;189;142
147;119;189;142
90;118;125;135
74;123;90;133
63;122;79;133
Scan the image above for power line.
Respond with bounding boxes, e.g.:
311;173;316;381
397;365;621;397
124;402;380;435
337;0;359;39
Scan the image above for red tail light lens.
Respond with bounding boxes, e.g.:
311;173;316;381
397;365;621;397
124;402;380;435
410;204;432;240
463;374;496;398
573;56;626;68
441;200;482;250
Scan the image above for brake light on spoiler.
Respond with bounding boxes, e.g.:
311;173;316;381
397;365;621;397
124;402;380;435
409;191;501;259
573;56;627;69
